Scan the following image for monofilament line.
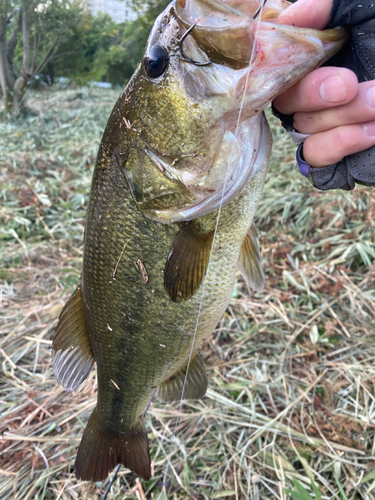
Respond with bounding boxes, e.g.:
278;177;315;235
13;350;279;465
161;2;266;495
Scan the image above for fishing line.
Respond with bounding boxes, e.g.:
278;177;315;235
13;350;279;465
162;1;266;493
253;0;267;20
102;465;121;500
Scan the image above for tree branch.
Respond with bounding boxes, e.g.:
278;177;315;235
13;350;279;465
32;24;71;79
32;41;59;79
6;10;21;61
0;0;14;110
6;8;21;88
49;50;77;61
30;30;39;75
21;0;30;78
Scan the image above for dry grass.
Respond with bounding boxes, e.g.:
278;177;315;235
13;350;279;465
1;87;375;500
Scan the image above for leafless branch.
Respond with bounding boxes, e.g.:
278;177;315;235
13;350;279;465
49;50;77;61
32;24;71;78
32;42;59;79
30;30;39;75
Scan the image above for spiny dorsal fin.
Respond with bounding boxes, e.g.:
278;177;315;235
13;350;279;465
164;222;214;302
157;353;208;402
238;224;265;292
53;286;94;392
75;407;150;481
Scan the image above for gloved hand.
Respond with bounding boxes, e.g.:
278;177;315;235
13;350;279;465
273;0;375;190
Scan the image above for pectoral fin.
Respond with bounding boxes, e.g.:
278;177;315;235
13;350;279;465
157;353;208;402
164;222;214;302
238;224;265;292
52;287;94;392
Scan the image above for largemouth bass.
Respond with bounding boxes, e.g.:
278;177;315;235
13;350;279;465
53;0;346;482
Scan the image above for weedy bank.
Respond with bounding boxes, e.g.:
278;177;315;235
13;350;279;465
1;88;375;499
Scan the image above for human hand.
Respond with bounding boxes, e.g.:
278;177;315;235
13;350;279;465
272;0;375;189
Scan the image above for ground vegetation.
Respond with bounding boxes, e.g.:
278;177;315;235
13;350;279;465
1;88;375;499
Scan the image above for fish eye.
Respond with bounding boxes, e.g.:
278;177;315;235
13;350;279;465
144;46;169;78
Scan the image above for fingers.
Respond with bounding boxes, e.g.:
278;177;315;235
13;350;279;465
303;121;375;167
274;73;375;167
273;67;358;115
274;0;375;170
278;0;333;30
294;81;375;133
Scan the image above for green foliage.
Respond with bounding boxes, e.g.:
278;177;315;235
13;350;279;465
285;479;323;500
285;478;351;500
42;0;170;86
1;0;170;92
58;267;81;295
46;12;133;85
98;0;170;85
12;0;85;79
334;476;350;500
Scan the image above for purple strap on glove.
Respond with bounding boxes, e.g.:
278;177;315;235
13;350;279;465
296;144;310;179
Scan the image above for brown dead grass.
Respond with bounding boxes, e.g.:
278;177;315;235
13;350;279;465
1;89;375;499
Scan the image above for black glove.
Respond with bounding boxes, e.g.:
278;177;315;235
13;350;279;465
273;0;375;191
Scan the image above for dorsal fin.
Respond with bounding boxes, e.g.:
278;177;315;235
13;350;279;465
238;224;265;292
157;353;208;402
52;287;94;392
164;221;214;302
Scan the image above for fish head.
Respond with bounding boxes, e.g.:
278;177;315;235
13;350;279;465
118;0;346;223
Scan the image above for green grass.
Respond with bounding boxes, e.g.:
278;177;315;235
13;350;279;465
1;87;375;500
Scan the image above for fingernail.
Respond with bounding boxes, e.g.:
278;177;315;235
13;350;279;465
319;75;347;103
365;86;375;108
364;120;375;136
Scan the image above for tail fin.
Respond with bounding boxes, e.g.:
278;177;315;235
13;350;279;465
75;408;150;481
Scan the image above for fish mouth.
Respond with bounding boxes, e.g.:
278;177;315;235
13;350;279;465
175;0;347;70
174;0;347;115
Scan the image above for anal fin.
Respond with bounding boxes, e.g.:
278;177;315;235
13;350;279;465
164;221;214;302
157;353;208;402
238;223;265;293
53;286;94;392
75;407;150;481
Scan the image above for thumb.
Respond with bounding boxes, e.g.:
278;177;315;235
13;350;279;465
278;0;333;30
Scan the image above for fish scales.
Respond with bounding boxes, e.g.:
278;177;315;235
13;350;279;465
83;115;269;429
52;0;347;482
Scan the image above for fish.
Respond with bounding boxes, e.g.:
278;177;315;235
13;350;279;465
52;0;346;482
